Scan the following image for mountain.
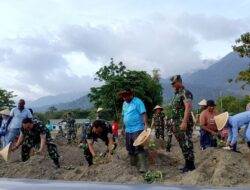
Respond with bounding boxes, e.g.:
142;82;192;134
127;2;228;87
32;95;93;112
27;91;87;108
31;52;250;112
162;52;250;107
182;52;249;88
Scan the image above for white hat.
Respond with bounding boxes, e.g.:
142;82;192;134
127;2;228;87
153;105;163;110
198;99;207;106
0;109;10;116
97;107;104;113
214;112;229;131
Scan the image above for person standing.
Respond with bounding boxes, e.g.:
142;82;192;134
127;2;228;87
60;112;76;144
96;107;104;120
170;75;195;173
0;109;11;148
151;105;166;140
7;99;32;143
118;88;149;173
200;100;219;150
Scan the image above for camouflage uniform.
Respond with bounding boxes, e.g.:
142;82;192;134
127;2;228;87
20;123;60;167
171;81;195;170
65;117;76;144
165;118;173;151
81;120;112;166
152;112;165;139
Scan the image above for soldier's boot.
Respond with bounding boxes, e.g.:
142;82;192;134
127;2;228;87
137;152;147;173
179;160;187;171
181;160;195;173
129;155;137;166
53;158;60;169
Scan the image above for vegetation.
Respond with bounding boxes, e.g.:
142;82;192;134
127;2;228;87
216;95;249;114
231;32;250;89
88;58;163;120
0;88;16;110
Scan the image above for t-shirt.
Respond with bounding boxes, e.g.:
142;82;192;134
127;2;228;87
122;97;146;133
20;123;53;146
112;122;119;135
86;120;112;145
9;108;32;129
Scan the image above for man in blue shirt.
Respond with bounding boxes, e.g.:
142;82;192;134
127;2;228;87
215;111;250;152
7;99;32;143
119;88;149;173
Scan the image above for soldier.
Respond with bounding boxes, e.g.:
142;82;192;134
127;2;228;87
80;119;113;166
12;118;60;168
165;117;173;152
170;75;195;173
60;113;76;144
151;105;165;140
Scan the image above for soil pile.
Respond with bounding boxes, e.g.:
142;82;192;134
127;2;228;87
0;135;249;187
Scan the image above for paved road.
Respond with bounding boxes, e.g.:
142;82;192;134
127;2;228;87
0;178;249;190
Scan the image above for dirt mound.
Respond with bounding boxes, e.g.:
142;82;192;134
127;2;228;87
0;135;250;187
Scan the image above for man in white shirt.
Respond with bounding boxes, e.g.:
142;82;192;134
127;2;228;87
7;99;32;143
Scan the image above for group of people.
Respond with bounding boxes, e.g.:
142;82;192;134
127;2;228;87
1;74;250;173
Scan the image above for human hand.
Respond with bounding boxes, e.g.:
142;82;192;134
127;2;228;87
180;122;187;131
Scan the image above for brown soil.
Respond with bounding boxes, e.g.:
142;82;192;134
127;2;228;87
0;135;250;187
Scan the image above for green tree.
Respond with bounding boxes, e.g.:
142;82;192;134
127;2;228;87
232;32;250;89
88;59;163;120
0;88;16;110
216;95;249;114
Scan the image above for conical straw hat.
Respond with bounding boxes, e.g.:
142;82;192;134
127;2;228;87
97;107;103;113
133;128;151;146
198;99;207;106
214;112;229;131
153;105;163;110
0;143;11;161
0;109;11;116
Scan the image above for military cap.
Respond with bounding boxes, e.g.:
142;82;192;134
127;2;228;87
170;75;182;84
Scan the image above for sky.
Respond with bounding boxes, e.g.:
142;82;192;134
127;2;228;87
0;0;249;101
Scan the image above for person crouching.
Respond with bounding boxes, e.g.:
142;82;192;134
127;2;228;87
12;118;60;168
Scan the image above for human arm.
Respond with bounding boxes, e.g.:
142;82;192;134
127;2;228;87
38;135;46;153
12;133;24;151
87;139;96;157
181;101;192;131
142;112;149;130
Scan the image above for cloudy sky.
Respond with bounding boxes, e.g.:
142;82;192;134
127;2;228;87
0;0;249;100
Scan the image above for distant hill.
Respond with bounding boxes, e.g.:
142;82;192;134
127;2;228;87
32;95;93;112
31;52;250;112
27;91;87;108
162;52;250;107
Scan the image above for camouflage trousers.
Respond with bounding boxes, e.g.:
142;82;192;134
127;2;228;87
173;123;194;162
155;125;164;139
81;143;93;166
21;142;59;162
166;126;173;150
67;128;77;143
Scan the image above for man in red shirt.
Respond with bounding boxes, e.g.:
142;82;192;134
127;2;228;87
112;121;119;150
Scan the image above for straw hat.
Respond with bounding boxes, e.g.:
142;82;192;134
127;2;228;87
0;143;11;161
97;107;104;113
198;99;207;106
153;105;163;111
0;109;10;116
214;112;229;131
133;128;152;146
